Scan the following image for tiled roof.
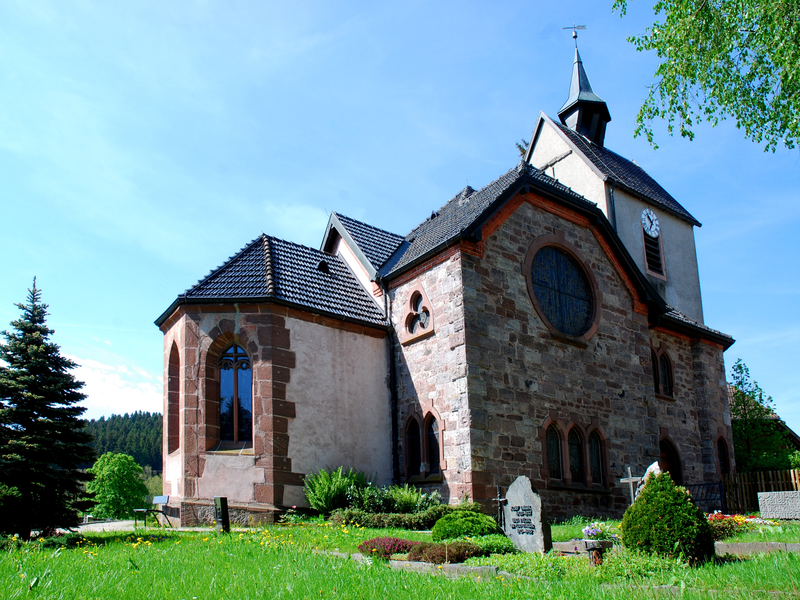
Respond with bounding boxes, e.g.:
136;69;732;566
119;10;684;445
663;307;733;343
180;234;387;326
382;161;592;277
334;213;405;270
554;123;700;226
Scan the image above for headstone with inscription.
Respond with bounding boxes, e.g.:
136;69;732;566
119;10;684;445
502;476;552;553
758;491;800;520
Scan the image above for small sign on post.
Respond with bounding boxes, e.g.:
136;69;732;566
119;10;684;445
214;496;230;533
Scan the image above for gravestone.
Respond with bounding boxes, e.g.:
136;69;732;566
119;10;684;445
758;491;800;519
502;476;552;553
634;461;662;500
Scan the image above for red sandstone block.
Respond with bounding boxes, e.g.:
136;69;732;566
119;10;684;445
254;483;276;504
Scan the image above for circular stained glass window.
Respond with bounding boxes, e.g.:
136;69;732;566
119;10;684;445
530;246;593;336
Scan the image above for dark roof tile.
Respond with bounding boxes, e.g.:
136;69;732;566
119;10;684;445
554;123;700;225
182;234;386;326
334;213;405;270
382;162;591;277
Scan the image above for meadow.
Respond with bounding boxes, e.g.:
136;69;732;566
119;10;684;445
2;521;800;599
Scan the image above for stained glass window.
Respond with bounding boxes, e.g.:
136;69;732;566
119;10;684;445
427;418;440;475
546;425;562;480
219;345;252;443
659;354;673;397
589;432;603;484
407;420;421;477
568;429;583;482
531;246;592;336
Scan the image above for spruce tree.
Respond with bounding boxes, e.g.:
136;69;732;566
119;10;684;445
0;280;95;538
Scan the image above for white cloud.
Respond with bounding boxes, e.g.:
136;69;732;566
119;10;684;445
67;355;162;420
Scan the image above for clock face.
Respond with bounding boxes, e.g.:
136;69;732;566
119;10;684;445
641;208;660;238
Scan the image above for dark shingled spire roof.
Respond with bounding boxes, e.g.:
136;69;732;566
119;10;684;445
558;47;609;118
333;213;405;270
382;162;591;277
173;234;387;326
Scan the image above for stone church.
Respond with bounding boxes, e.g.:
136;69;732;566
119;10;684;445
156;46;735;525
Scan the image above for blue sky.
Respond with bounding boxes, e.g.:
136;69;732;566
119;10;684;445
1;1;798;433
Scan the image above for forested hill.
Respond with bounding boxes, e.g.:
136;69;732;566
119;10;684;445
85;411;162;470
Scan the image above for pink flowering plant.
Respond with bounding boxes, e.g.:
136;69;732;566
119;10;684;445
582;521;619;542
357;537;420;560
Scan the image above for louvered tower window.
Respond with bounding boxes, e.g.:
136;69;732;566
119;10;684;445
644;234;664;275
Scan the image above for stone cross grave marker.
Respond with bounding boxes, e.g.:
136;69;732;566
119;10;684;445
619;467;642;504
758;491;800;519
502;476;552;553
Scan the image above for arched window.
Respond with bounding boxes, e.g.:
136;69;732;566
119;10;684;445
426;418;440;475
219;345;252;443
588;432;603;484
659;438;683;485
651;347;675;398
717;437;731;475
568;429;584;482
167;343;180;454
546;425;562;480
406;419;421;478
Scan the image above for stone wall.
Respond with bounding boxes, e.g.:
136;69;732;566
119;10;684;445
389;248;472;503
460;192;660;519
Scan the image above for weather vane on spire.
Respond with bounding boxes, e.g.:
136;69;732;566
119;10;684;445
562;24;586;47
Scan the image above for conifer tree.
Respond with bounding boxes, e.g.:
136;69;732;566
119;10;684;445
0;280;95;538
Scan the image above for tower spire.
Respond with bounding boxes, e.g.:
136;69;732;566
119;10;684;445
557;31;611;146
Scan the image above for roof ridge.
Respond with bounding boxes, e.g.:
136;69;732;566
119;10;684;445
262;235;276;296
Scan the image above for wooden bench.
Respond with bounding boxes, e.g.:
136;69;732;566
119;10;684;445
134;495;173;528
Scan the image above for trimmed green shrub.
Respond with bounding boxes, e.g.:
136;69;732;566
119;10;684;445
407;541;484;564
453;533;517;555
431;511;501;541
621;472;714;563
331;502;481;530
303;467;369;514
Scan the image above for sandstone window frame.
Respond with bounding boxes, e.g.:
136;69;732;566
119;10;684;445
540;416;610;490
204;335;256;454
651;345;675;400
522;230;602;347
400;284;436;345
402;411;444;483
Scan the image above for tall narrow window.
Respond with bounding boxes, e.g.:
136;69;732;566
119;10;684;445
546;425;562;480
568;429;584;482
718;438;730;475
589;432;603;484
406;420;421;477
426;418;440;475
658;354;673;397
219;345;252;443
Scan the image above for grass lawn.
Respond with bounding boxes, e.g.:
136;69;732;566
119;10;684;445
1;524;799;599
722;522;800;544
